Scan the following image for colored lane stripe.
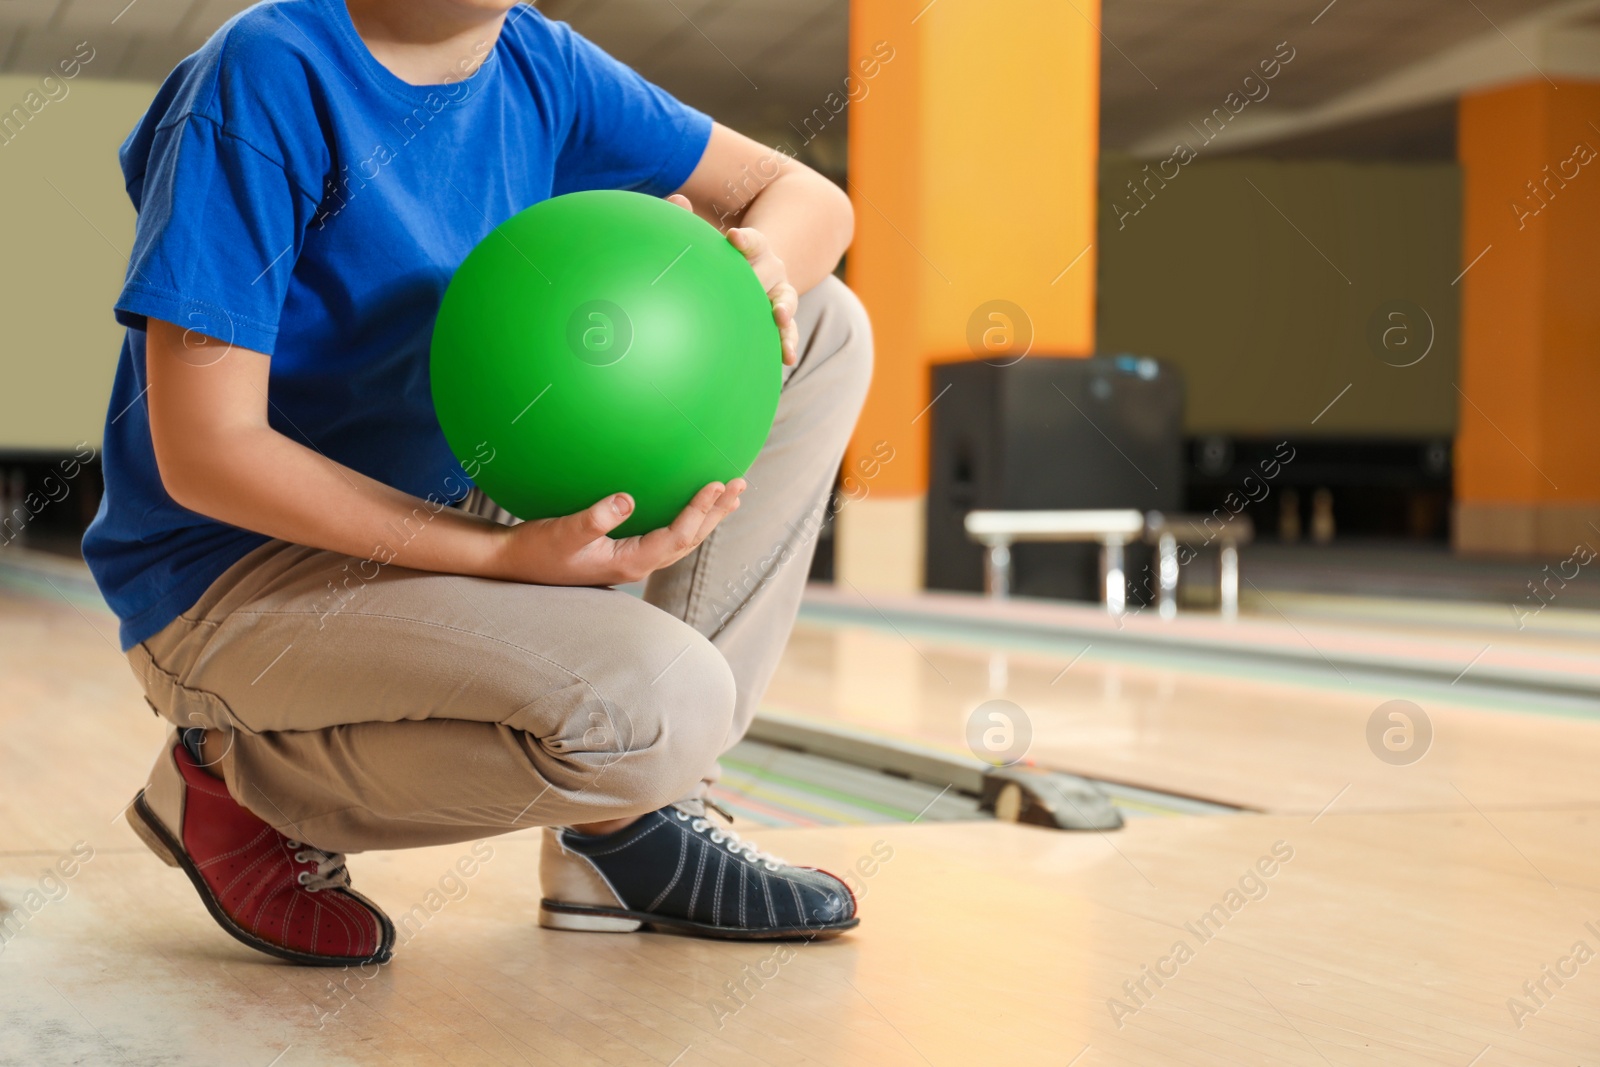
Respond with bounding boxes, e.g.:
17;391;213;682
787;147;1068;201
719;770;904;825
721;757;939;822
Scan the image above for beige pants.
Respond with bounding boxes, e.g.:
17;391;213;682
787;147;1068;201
126;276;872;853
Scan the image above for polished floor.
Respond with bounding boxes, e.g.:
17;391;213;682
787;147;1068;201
3;549;1598;1065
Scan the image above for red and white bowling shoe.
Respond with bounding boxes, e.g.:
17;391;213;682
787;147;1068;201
124;734;394;966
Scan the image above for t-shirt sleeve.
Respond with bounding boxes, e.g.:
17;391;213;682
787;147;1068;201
550;25;714;198
115;113;320;356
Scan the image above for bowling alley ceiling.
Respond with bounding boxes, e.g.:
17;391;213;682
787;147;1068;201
2;0;1596;164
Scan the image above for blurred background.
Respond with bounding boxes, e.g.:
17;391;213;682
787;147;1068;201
6;8;1600;1061
2;0;1597;614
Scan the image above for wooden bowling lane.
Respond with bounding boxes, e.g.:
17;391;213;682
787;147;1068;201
6;813;1599;1065
764;618;1600;817
0;584;155;852
4;559;1600;1064
797;586;1600;696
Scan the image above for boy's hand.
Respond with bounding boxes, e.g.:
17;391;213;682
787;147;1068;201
491;480;745;586
666;193;799;367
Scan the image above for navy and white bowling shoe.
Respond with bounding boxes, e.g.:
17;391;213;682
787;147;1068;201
538;806;859;940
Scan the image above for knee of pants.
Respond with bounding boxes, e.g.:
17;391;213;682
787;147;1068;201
598;636;737;812
804;275;875;409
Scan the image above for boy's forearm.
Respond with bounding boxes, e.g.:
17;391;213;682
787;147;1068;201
165;423;511;579
679;125;854;294
146;321;513;580
737;168;854;293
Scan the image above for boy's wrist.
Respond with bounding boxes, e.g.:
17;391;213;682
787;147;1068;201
471;519;521;582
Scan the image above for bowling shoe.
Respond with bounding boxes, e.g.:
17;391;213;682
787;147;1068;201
124;733;395;966
538;806;859;939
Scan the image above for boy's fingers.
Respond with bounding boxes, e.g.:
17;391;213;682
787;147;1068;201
626;483;725;564
665;193;693;212
663;482;731;548
587;481;745;581
773;297;795;325
734;228;773;263
769;281;800;364
692;484;743;542
564;492;634;543
781;321;800;366
730;228;786;285
770;281;798;319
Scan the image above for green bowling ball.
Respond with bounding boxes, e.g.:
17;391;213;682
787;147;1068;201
430;190;782;538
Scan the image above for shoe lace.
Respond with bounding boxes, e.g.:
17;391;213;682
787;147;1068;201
674;809;786;871
285;839;351;893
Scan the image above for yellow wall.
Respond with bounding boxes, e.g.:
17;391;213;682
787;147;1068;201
0;75;155;452
1098;155;1461;437
846;0;1100;498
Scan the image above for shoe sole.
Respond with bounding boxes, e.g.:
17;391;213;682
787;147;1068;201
538;899;859;941
127;790;396;968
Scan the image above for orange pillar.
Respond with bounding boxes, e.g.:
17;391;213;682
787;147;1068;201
840;0;1101;590
1456;81;1600;555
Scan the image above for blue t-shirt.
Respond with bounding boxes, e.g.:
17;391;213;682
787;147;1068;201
82;0;713;651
